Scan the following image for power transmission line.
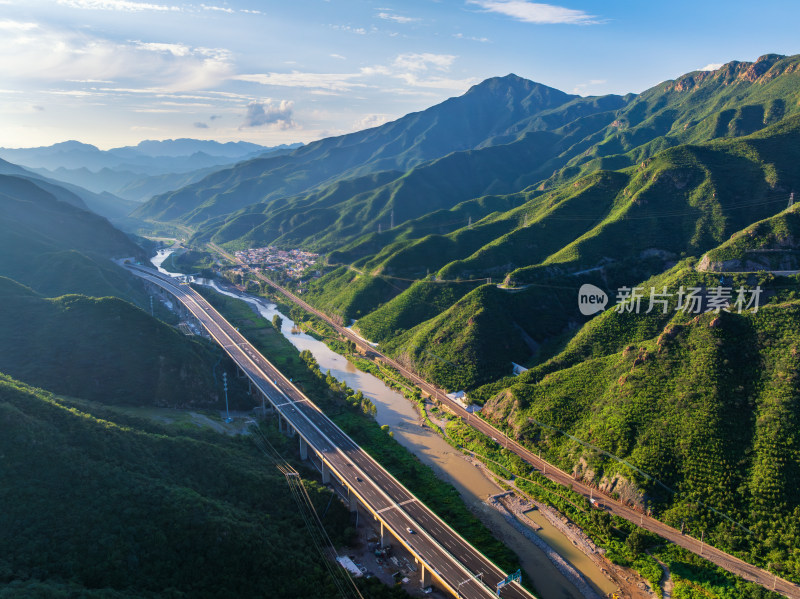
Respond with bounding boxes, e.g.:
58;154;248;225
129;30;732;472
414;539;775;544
251;426;365;599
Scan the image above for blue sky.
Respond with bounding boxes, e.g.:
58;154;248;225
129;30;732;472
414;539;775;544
2;0;799;149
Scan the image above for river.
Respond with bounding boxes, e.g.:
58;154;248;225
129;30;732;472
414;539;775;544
151;248;617;599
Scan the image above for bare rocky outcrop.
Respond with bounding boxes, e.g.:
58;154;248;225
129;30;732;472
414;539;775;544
696;254;741;272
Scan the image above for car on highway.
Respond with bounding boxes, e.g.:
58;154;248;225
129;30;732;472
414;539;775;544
406;527;414;534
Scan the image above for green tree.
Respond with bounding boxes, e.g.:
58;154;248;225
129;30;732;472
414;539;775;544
626;529;647;558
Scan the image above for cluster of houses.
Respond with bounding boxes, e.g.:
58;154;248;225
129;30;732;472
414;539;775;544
234;246;320;279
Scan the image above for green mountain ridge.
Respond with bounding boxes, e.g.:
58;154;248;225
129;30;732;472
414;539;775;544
139;54;800;261
297;114;798;394
0;276;227;408
0;173;146;300
134;75;627;229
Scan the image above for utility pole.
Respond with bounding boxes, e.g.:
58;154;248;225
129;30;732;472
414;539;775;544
790;192;795;209
390;209;394;229
468;216;472;229
223;371;231;423
378;223;382;234
149;295;154;317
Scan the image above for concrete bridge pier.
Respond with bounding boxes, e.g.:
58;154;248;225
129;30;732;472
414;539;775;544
419;563;429;588
320;460;331;484
379;520;388;547
348;488;358;512
299;437;308;461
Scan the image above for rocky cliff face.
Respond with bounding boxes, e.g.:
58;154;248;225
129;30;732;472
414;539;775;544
664;54;792;92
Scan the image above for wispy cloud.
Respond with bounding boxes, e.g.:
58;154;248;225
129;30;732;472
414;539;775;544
353;113;390;130
0;23;233;91
467;0;601;25
330;53;347;60
572;78;606;93
237;53;474;95
0;19;39;31
393;53;456;72
698;63;723;71
235;71;365;91
133;41;192;57
395;73;477;90
57;0;179;12
377;12;419;24
331;24;367;35
201;3;233;13
453;32;490;42
240;99;296;129
194;121;209;128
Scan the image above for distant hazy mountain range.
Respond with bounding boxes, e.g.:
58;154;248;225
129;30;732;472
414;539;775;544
0;138;302;203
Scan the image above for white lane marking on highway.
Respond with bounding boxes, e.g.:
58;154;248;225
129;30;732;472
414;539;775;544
375;498;417;514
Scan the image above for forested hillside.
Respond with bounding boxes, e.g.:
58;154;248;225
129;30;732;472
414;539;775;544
298;114;800;390
0;276;233;408
0;374;358;598
473;264;800;581
0;173;146;300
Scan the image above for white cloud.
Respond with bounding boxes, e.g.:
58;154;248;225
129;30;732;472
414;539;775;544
0;24;233;92
397;73;477;91
698;63;724;71
359;65;391;77
353;113;390;130
133;41;191;57
57;0;178;11
331;24;367;35
235;71;365;91
467;0;600;25
0;20;39;31
453;32;490;42
240;99;296;129
201;4;234;13
330;53;347;60
393;53;456;72
572;78;607;94
377;12;419;24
